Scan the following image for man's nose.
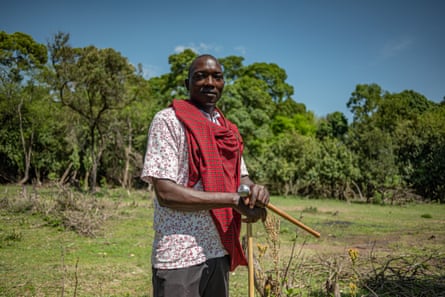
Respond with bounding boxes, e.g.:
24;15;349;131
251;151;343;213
204;75;215;86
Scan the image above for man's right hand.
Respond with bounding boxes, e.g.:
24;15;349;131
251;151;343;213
235;199;267;223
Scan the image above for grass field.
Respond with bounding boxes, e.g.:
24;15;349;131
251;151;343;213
0;185;444;297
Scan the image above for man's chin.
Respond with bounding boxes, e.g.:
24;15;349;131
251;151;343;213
190;98;218;111
200;95;220;104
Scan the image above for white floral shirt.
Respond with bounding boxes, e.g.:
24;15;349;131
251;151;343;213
141;107;248;269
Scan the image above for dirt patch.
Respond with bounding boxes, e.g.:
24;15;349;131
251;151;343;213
301;231;444;259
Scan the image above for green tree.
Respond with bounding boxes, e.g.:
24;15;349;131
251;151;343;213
48;32;142;191
274;97;307;118
376;90;433;133
347;83;383;123
316;111;348;140
167;49;197;100
0;31;47;82
222;76;275;177
101;76;154;189
346;84;402;201
317;137;359;199
242;62;294;103
0;31;48;184
147;49;198;109
394;104;445;201
219;55;244;84
348;124;400;201
263;132;322;195
271;112;317;136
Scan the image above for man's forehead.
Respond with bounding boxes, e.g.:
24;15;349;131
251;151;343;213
191;57;222;72
203;58;217;67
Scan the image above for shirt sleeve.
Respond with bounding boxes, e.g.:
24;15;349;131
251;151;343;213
141;109;183;184
240;157;249;176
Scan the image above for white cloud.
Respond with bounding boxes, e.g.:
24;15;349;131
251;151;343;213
140;64;161;79
174;42;222;54
234;46;247;55
381;37;414;58
174;43;248;58
174;45;195;53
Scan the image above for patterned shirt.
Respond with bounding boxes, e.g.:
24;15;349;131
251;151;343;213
141;107;248;269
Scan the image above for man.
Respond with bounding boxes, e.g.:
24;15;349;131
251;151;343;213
141;54;270;297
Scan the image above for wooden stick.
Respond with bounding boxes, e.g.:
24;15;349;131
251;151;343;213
247;223;255;297
267;203;321;238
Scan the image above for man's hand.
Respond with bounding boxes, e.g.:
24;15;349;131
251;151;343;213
235;201;267;223
245;184;270;209
236;183;270;222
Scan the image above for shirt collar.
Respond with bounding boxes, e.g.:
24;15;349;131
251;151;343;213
199;109;220;124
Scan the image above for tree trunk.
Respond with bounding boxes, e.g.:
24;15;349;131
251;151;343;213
122;119;132;189
34;167;42;186
351;180;364;201
123;147;131;188
82;170;89;191
59;162;73;185
90;159;98;192
17;99;32;185
89;132;106;192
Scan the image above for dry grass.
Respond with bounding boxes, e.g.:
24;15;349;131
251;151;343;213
231;198;445;297
1;185;444;297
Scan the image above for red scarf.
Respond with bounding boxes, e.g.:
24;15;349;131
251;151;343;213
172;99;247;271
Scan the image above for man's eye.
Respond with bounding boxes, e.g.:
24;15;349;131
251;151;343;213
193;73;207;80
213;74;224;81
192;73;224;82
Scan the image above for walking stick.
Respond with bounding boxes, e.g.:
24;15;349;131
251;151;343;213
246;222;255;297
238;185;255;297
266;203;320;238
238;186;255;297
238;185;321;297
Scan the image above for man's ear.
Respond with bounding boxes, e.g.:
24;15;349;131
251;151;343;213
184;79;190;91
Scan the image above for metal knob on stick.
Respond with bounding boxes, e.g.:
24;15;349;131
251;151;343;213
237;184;251;198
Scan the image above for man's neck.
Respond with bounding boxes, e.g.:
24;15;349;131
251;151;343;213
190;100;215;114
200;109;220;124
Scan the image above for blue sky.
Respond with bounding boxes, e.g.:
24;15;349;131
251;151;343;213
2;0;444;120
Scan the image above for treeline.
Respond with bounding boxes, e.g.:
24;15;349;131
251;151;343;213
1;31;444;202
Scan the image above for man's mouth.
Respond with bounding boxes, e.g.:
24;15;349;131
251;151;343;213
201;91;217;97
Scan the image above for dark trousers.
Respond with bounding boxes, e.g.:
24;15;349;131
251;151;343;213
152;256;230;297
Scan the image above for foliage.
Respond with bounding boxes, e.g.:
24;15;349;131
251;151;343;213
394;105;445;201
316;111;348;140
347;83;443;201
0;31;52;184
47;32;145;191
1;31;444;202
347;83;383;123
242;62;294;103
0;31;47;82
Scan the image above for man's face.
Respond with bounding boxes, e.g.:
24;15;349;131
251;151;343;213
185;56;225;112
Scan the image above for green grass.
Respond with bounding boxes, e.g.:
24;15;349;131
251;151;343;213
0;186;153;297
0;186;444;296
